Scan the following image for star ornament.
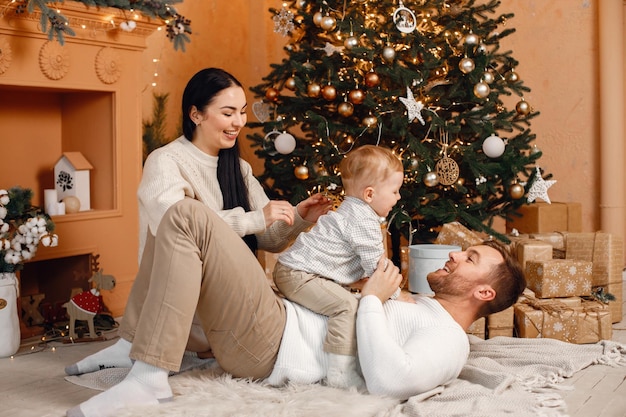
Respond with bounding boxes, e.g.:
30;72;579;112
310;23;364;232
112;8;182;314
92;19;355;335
319;42;344;56
399;87;425;125
526;167;557;204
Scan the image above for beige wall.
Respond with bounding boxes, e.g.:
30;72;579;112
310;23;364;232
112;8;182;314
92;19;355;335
141;1;625;261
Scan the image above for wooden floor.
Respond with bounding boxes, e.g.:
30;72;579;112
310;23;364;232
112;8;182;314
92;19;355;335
1;280;625;417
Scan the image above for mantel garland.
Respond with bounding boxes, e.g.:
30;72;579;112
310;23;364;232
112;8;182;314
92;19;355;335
6;0;191;51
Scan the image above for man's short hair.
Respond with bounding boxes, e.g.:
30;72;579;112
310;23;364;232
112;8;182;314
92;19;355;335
478;239;526;317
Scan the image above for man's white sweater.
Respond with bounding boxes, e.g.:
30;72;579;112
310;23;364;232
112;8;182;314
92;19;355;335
268;294;470;400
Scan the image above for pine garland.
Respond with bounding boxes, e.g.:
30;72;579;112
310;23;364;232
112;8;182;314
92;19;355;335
15;0;191;51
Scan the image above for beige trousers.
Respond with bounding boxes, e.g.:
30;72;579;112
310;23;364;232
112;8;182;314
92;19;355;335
119;198;286;379
273;262;357;356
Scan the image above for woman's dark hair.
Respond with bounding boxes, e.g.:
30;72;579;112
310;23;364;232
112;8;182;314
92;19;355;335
181;68;257;252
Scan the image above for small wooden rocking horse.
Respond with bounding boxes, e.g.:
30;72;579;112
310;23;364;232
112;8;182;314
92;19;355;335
63;267;116;340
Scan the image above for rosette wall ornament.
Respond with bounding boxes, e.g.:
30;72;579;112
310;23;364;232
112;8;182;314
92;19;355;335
0;36;12;75
95;47;121;84
39;41;70;80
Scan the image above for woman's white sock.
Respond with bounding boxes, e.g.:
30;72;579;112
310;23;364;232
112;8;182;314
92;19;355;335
65;338;133;375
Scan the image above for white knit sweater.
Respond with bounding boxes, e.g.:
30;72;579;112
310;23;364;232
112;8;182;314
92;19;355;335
267;294;470;400
137;137;312;260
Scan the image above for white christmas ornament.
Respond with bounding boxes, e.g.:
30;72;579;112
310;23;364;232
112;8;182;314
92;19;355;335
274;131;296;154
526;167;557;204
482;134;505;158
399;87;425;125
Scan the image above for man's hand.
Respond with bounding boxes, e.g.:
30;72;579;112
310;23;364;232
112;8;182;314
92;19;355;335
361;258;403;303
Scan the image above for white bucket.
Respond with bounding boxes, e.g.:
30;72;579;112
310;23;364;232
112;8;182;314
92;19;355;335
408;244;461;294
0;273;20;358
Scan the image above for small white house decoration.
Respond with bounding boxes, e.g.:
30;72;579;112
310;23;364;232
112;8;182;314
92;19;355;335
54;152;93;211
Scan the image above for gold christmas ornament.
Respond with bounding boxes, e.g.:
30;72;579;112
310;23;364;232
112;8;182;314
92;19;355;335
408;157;419;171
423;171;439;187
435;157;460;186
307;82;321;98
348;88;365;104
515;99;531;115
265;87;279;102
337;101;354;117
458;57;475;74
509;182;525;199
362;114;378;128
313;11;323;26
364;71;381;88
465;33;479;45
320;15;336;31
294;165;310;180
482;71;495;84
321;84;337;101
284;76;297;91
506;71;519;83
344;35;359;49
473;81;490;99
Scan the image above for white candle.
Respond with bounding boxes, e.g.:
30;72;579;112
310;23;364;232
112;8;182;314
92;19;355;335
44;189;58;215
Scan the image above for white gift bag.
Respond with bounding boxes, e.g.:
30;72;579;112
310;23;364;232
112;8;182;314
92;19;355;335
0;272;20;358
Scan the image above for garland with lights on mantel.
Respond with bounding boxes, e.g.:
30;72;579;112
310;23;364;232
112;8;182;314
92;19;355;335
4;0;191;50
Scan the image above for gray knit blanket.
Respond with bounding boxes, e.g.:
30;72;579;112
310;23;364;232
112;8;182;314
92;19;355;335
65;336;626;417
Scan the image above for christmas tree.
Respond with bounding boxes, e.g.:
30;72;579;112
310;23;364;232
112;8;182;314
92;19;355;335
248;0;549;246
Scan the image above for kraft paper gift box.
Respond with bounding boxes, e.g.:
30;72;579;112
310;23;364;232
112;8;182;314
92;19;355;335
593;281;623;324
486;306;514;338
565;232;624;322
506;202;582;234
574;299;613;344
515;239;553;271
514;297;611;344
526;259;592;298
514;299;580;343
434;221;483;250
528;232;568;258
466;317;485;339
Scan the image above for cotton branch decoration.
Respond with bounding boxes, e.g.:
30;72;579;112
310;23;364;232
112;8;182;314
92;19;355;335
0;187;58;273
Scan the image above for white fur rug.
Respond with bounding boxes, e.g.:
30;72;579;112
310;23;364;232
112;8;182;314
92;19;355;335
66;337;626;417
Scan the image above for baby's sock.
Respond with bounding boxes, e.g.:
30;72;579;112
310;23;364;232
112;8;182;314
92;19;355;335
66;360;172;417
326;353;365;390
65;338;133;375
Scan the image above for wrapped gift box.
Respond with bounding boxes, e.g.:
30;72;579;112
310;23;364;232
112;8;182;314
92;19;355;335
486;306;514;338
566;232;623;286
466;317;485;339
565;232;623;322
514;239;553;271
514;297;611;343
526;259;592;298
506;202;582;234
434;221;484;250
593;281;623;324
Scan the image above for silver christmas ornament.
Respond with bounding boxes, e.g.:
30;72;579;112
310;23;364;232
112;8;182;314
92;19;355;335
459;57;475;74
473;81;490;99
382;46;396;62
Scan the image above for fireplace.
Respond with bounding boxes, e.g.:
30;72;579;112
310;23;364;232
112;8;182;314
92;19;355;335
0;1;159;333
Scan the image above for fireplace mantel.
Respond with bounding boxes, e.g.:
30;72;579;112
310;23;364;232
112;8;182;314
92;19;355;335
0;0;159;320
